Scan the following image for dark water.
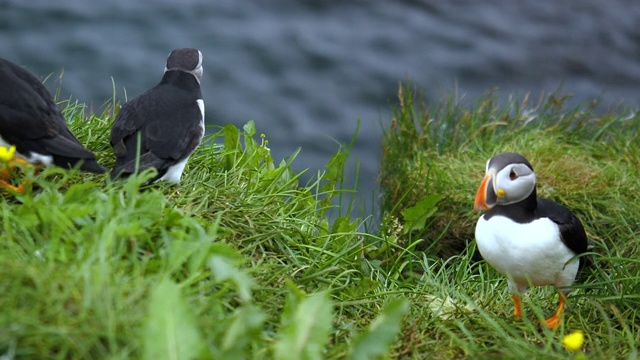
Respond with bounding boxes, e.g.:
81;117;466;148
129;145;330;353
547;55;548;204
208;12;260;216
2;0;640;217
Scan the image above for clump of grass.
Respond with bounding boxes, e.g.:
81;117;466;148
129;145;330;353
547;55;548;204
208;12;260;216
0;98;407;359
380;82;640;259
378;81;640;358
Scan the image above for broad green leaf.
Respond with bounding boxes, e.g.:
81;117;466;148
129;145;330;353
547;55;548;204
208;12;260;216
143;278;204;360
243;125;260;168
328;215;358;251
220;305;267;359
331;215;357;234
349;298;410;360
223;124;240;169
274;291;333;360
243;120;257;136
321;149;347;189
209;254;254;302
223;124;240;151
401;194;443;234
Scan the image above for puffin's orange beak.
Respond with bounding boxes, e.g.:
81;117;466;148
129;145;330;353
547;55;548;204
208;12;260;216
474;173;495;211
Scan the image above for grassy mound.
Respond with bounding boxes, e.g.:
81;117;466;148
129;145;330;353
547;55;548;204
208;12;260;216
379;83;640;357
1;99;405;359
381;84;640;258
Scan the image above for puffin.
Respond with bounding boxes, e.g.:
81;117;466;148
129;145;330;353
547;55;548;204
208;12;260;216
0;58;107;192
473;152;588;329
109;48;204;184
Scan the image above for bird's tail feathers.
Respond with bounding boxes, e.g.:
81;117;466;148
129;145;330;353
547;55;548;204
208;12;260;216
110;152;166;181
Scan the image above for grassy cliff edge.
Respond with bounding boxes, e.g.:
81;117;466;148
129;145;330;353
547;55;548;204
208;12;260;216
1;83;639;359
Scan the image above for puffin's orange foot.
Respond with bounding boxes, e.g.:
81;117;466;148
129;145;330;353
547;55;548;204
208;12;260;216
0;154;31;193
9;157;30;167
512;294;523;318
542;293;566;330
0;179;26;193
543;314;561;329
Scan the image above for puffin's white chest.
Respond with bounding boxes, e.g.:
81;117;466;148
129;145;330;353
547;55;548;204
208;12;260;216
475;215;578;288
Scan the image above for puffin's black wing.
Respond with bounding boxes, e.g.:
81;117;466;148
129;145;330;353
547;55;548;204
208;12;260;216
110;80;203;178
537;198;589;259
0;59;106;173
109;98;146;157
144;96;203;161
0;58;66;143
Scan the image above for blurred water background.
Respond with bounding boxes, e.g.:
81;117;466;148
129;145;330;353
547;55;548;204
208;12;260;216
2;0;639;218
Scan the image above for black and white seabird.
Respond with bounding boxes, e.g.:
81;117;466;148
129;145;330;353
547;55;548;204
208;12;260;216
473;152;588;329
109;48;204;184
0;58;107;191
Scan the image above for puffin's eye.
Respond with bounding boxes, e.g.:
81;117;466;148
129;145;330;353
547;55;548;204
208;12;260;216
509;169;518;180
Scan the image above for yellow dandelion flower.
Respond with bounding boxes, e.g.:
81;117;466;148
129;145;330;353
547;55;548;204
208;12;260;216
562;330;584;351
0;145;16;163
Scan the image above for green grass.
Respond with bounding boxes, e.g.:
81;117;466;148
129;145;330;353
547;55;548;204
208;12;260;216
1;83;639;359
379;82;640;358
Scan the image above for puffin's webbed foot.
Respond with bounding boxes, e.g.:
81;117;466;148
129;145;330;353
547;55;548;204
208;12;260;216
0;146;30;193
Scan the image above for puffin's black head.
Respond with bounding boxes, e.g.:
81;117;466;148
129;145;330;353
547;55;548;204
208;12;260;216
165;48;203;83
473;152;536;211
